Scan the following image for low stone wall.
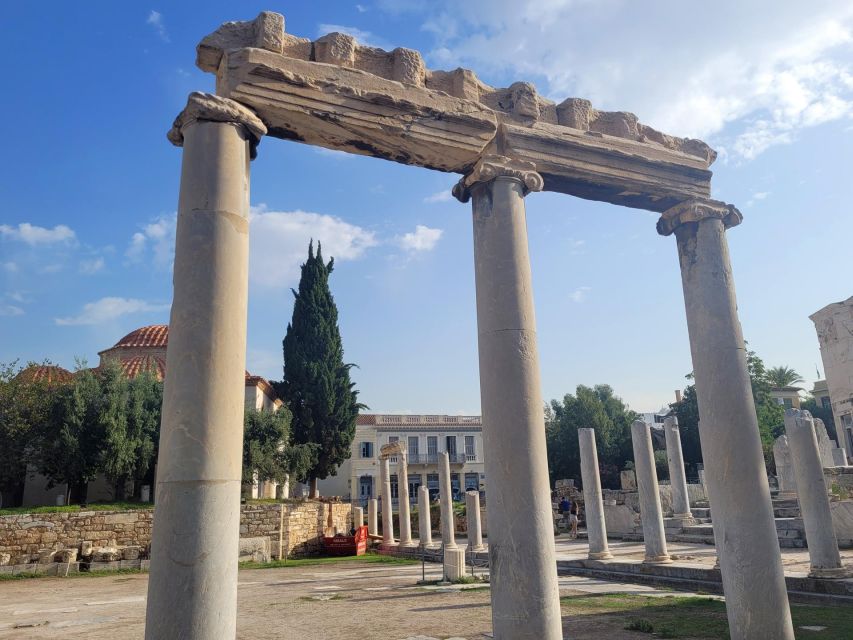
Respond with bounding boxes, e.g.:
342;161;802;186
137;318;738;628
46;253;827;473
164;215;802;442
0;500;352;567
601;483;707;534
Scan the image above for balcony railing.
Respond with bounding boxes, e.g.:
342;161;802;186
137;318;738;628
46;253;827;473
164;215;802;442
404;453;468;465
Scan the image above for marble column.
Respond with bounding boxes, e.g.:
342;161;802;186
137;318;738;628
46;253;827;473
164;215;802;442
145;93;265;640
353;506;364;528
578;428;612;560
785;409;848;577
773;435;798;498
379;457;395;544
631;421;671;563
453;155;561;640
418;485;433;546
397;453;414;546
658;199;794;639
465;491;486;552
368;498;378;537
438;451;457;549
663;416;692;519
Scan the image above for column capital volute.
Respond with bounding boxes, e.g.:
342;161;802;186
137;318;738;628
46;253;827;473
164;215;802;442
656;198;743;236
167;92;268;159
452;154;544;203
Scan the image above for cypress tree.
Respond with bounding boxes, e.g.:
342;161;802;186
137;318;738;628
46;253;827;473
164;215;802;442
281;241;362;497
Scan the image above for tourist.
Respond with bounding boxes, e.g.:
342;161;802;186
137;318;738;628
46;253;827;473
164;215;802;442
559;496;570;515
569;500;579;539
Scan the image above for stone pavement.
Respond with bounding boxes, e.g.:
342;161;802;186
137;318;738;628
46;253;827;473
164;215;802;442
0;558;712;640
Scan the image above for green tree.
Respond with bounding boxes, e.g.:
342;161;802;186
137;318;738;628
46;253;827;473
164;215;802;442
242;406;318;495
672;347;785;473
35;365;105;503
123;370;163;498
98;361;134;500
766;365;804;389
0;362;55;507
801;396;838;442
546;384;636;489
280;242;362;496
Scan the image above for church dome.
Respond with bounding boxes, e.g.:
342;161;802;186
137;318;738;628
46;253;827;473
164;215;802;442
16;364;73;385
117;354;167;381
112;324;169;349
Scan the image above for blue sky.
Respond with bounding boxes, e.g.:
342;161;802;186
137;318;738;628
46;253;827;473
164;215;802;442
1;1;851;413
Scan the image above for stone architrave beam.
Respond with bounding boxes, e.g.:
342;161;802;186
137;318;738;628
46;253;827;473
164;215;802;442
199;12;717;212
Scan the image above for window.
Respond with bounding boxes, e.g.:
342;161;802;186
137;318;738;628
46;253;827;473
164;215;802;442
426;473;439;490
427;436;438;456
360;442;373;458
783;398;793;409
821;396;832;410
446;435;457;456
465;472;479;491
390;474;399;500
408;436;419;457
409;474;422;499
464;436;475;461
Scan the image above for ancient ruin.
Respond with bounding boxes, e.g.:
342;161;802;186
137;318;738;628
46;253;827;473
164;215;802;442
146;11;795;639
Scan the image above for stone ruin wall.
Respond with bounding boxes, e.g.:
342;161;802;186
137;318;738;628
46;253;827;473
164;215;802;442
0;501;352;565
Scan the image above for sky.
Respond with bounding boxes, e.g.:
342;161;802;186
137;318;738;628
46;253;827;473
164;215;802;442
1;1;851;414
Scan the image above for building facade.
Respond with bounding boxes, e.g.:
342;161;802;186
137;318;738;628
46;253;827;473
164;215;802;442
811;297;853;459
317;414;486;506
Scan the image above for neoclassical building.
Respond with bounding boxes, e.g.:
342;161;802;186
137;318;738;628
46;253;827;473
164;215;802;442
317;414;486;506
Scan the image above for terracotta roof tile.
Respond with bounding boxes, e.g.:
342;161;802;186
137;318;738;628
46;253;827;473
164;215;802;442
112;324;169;349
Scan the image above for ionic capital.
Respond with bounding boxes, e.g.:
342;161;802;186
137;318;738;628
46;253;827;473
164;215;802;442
452;154;543;203
656;198;743;236
167;92;268;159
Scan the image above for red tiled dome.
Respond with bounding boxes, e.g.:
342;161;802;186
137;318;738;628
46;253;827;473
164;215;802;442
16;364;73;385
112;324;169;349
118;355;167;381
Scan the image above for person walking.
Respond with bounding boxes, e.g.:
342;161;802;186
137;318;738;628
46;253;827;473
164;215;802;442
569;500;579;539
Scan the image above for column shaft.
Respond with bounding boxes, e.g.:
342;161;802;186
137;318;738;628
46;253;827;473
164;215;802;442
145;120;251;640
631;421;671;563
418;485;433;545
353;506;364;528
368;498;378;537
439;452;457;548
465;491;485;551
673;214;793;638
469;175;561;639
578;428;612;559
380;458;394;544
785;410;845;576
663;417;692;518
397;454;413;545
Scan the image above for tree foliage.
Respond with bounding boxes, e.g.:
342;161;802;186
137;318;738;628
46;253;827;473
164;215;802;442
242;406;318;488
546;384;636;489
766;365;804;389
672;346;785;473
280;242;362;489
801;396;837;442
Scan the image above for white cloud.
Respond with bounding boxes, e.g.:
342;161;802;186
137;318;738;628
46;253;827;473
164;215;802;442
249;206;378;288
317;23;380;47
146;10;169;42
125;214;176;268
398;225;443;252
55;297;169;326
570;286;591;303
79;257;105;275
3;262;17;273
0;305;24;317
0;223;76;246
356;4;368;13
424;190;452;203
746;191;771;207
398;1;853;160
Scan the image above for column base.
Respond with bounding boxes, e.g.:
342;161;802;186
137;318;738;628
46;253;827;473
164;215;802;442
808;566;853;579
399;540;418;548
588;551;613;560
643;554;673;564
469;544;487;553
443;547;466;581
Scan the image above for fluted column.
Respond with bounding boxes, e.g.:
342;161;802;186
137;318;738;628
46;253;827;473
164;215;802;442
438;451;457;549
380;457;395;544
578;428;612;560
145;93;266;640
659;199;793;639
663;416;692;519
785;409;848;577
418;485;433;546
631;421;671;563
397;453;414;546
454;155;561;640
